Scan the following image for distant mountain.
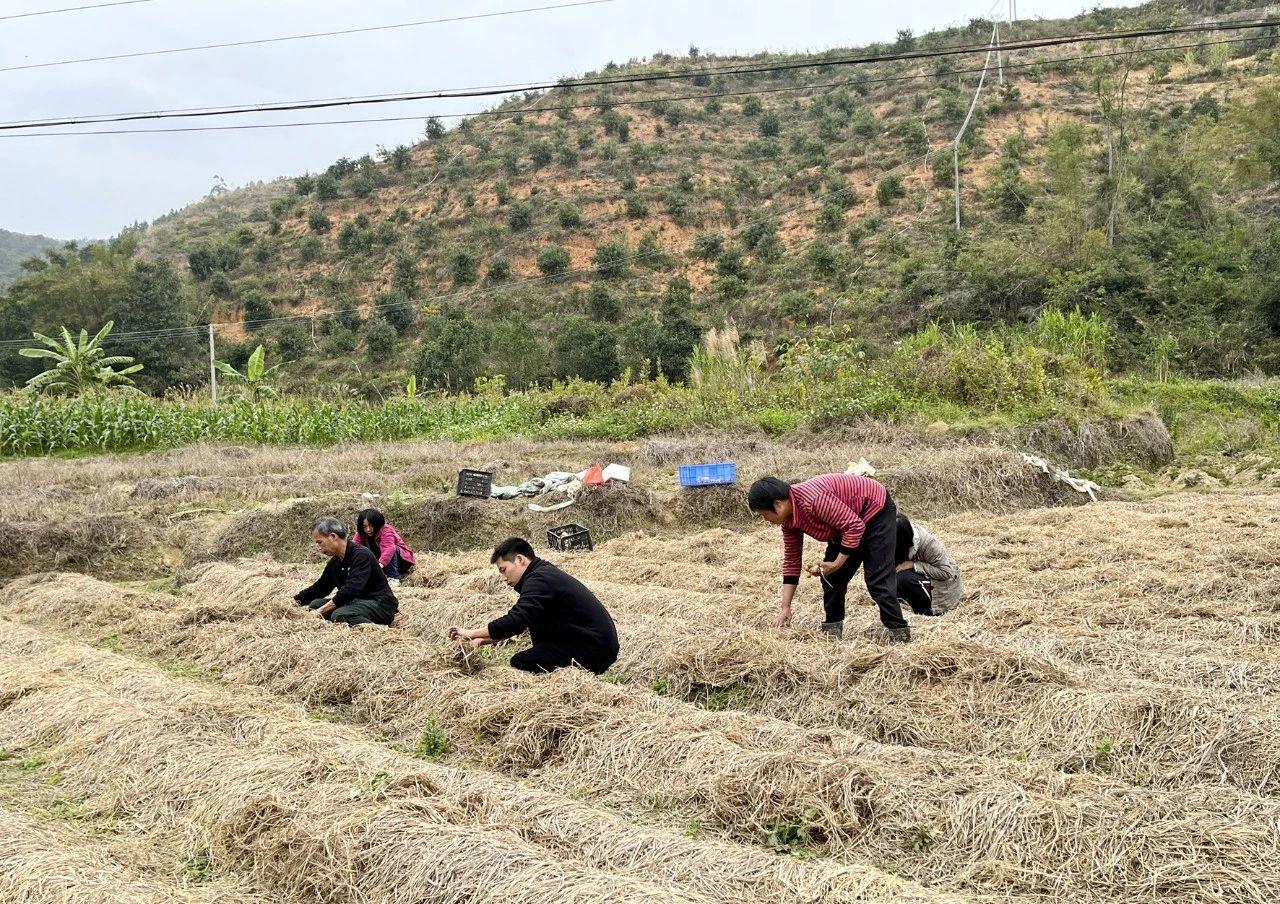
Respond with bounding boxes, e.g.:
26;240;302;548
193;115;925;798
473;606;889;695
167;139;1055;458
0;229;63;289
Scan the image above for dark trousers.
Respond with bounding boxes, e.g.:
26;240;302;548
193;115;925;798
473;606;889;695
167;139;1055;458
383;549;413;580
310;596;396;627
896;568;934;616
820;495;907;630
511;642;615;675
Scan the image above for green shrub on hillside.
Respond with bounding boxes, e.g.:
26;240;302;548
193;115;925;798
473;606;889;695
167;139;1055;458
876;174;906;207
242;290;272;329
450;250;479;286
537;245;571;276
508;201;534;231
555;317;619;382
594;241;629;279
307;210;331;234
485;256;511;284
298;237;324;263
376;291;416;332
588;284;621;322
557;203;583;228
363;318;398;361
314;174;340;201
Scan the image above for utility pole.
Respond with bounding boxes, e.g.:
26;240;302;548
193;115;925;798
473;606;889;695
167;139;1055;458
954;27;997;230
996;21;1004;85
208;323;217;405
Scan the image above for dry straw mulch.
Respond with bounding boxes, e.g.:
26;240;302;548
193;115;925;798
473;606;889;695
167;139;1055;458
6;555;1280;903
0;620;942;904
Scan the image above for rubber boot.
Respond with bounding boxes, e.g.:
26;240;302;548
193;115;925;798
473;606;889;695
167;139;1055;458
887;627;912;645
820;620;844;639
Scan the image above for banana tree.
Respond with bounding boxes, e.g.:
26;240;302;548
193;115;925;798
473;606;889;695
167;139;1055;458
20;321;143;396
215;344;284;402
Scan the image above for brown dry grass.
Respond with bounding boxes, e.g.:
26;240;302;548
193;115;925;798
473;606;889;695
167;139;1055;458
0;807;272;904
188;539;1280;797
5;433;1279;901
0;428;1126;584
7;540;1280;902
0;620;943;904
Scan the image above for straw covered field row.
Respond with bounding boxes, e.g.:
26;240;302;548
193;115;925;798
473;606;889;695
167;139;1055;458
3;482;1280;903
0;429;1107;584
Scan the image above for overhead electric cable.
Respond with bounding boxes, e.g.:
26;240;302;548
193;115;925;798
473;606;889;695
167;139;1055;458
0;0;619;74
0;31;1266;138
0;0;152;21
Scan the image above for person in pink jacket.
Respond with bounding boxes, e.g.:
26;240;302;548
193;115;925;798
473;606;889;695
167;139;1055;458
354;508;416;585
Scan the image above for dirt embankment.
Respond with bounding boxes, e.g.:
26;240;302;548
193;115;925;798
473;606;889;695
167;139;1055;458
0;416;1168;584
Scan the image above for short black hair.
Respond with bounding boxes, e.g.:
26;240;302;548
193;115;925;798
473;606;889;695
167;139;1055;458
747;476;792;511
491;536;536;564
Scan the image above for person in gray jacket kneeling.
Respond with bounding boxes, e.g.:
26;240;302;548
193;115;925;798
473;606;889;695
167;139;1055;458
896;515;963;615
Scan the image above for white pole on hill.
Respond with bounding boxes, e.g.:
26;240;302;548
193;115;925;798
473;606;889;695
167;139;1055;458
208;323;217;405
953;27;996;230
953;144;961;230
996;22;1003;84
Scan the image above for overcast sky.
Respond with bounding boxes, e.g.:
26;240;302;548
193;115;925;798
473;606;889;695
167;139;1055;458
1;0;1143;239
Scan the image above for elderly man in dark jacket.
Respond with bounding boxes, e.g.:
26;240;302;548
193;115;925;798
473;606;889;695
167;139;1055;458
295;516;399;627
448;537;619;674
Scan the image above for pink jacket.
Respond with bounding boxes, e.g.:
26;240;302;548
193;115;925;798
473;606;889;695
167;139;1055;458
354;523;416;568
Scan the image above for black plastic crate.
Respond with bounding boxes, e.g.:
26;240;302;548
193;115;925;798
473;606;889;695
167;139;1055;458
547;523;593;552
456;469;493;499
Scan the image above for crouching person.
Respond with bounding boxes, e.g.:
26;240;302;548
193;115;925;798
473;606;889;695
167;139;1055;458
294;516;399;627
447;537;619;675
900;516;963;614
895;515;936;617
355;507;416;586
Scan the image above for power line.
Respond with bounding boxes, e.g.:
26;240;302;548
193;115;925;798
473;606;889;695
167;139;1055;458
0;0;619;74
4;17;1277;136
0;33;1017;129
0;0;152;21
0;36;1008;130
1;31;1266;139
3;11;1276;86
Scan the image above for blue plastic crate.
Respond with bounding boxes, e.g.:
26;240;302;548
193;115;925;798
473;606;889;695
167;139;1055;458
678;462;737;487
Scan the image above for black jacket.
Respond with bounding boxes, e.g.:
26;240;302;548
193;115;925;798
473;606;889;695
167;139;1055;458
295;540;399;610
487;559;619;668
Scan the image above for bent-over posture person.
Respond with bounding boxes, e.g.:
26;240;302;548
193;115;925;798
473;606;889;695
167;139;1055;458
355;507;416;585
294;516;399;627
894;514;936;617
748;473;910;644
447;537;619;674
900;516;962;614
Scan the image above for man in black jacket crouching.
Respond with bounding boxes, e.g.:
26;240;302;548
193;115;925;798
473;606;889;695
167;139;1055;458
447;537;619;675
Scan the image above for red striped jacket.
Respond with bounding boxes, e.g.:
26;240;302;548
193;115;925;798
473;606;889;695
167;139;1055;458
781;474;887;583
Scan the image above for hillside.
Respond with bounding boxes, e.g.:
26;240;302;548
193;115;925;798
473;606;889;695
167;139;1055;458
0;228;62;289
7;0;1280;399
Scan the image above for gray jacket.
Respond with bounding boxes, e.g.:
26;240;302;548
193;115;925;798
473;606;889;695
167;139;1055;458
910;524;962;612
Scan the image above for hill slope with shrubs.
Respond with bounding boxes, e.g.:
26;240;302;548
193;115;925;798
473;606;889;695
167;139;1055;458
6;0;1280;403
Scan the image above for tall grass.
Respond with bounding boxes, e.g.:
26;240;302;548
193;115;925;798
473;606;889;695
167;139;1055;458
0;320;1134;457
0;394;540;457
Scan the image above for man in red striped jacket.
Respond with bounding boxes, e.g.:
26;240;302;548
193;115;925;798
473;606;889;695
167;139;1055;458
748;473;910;643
